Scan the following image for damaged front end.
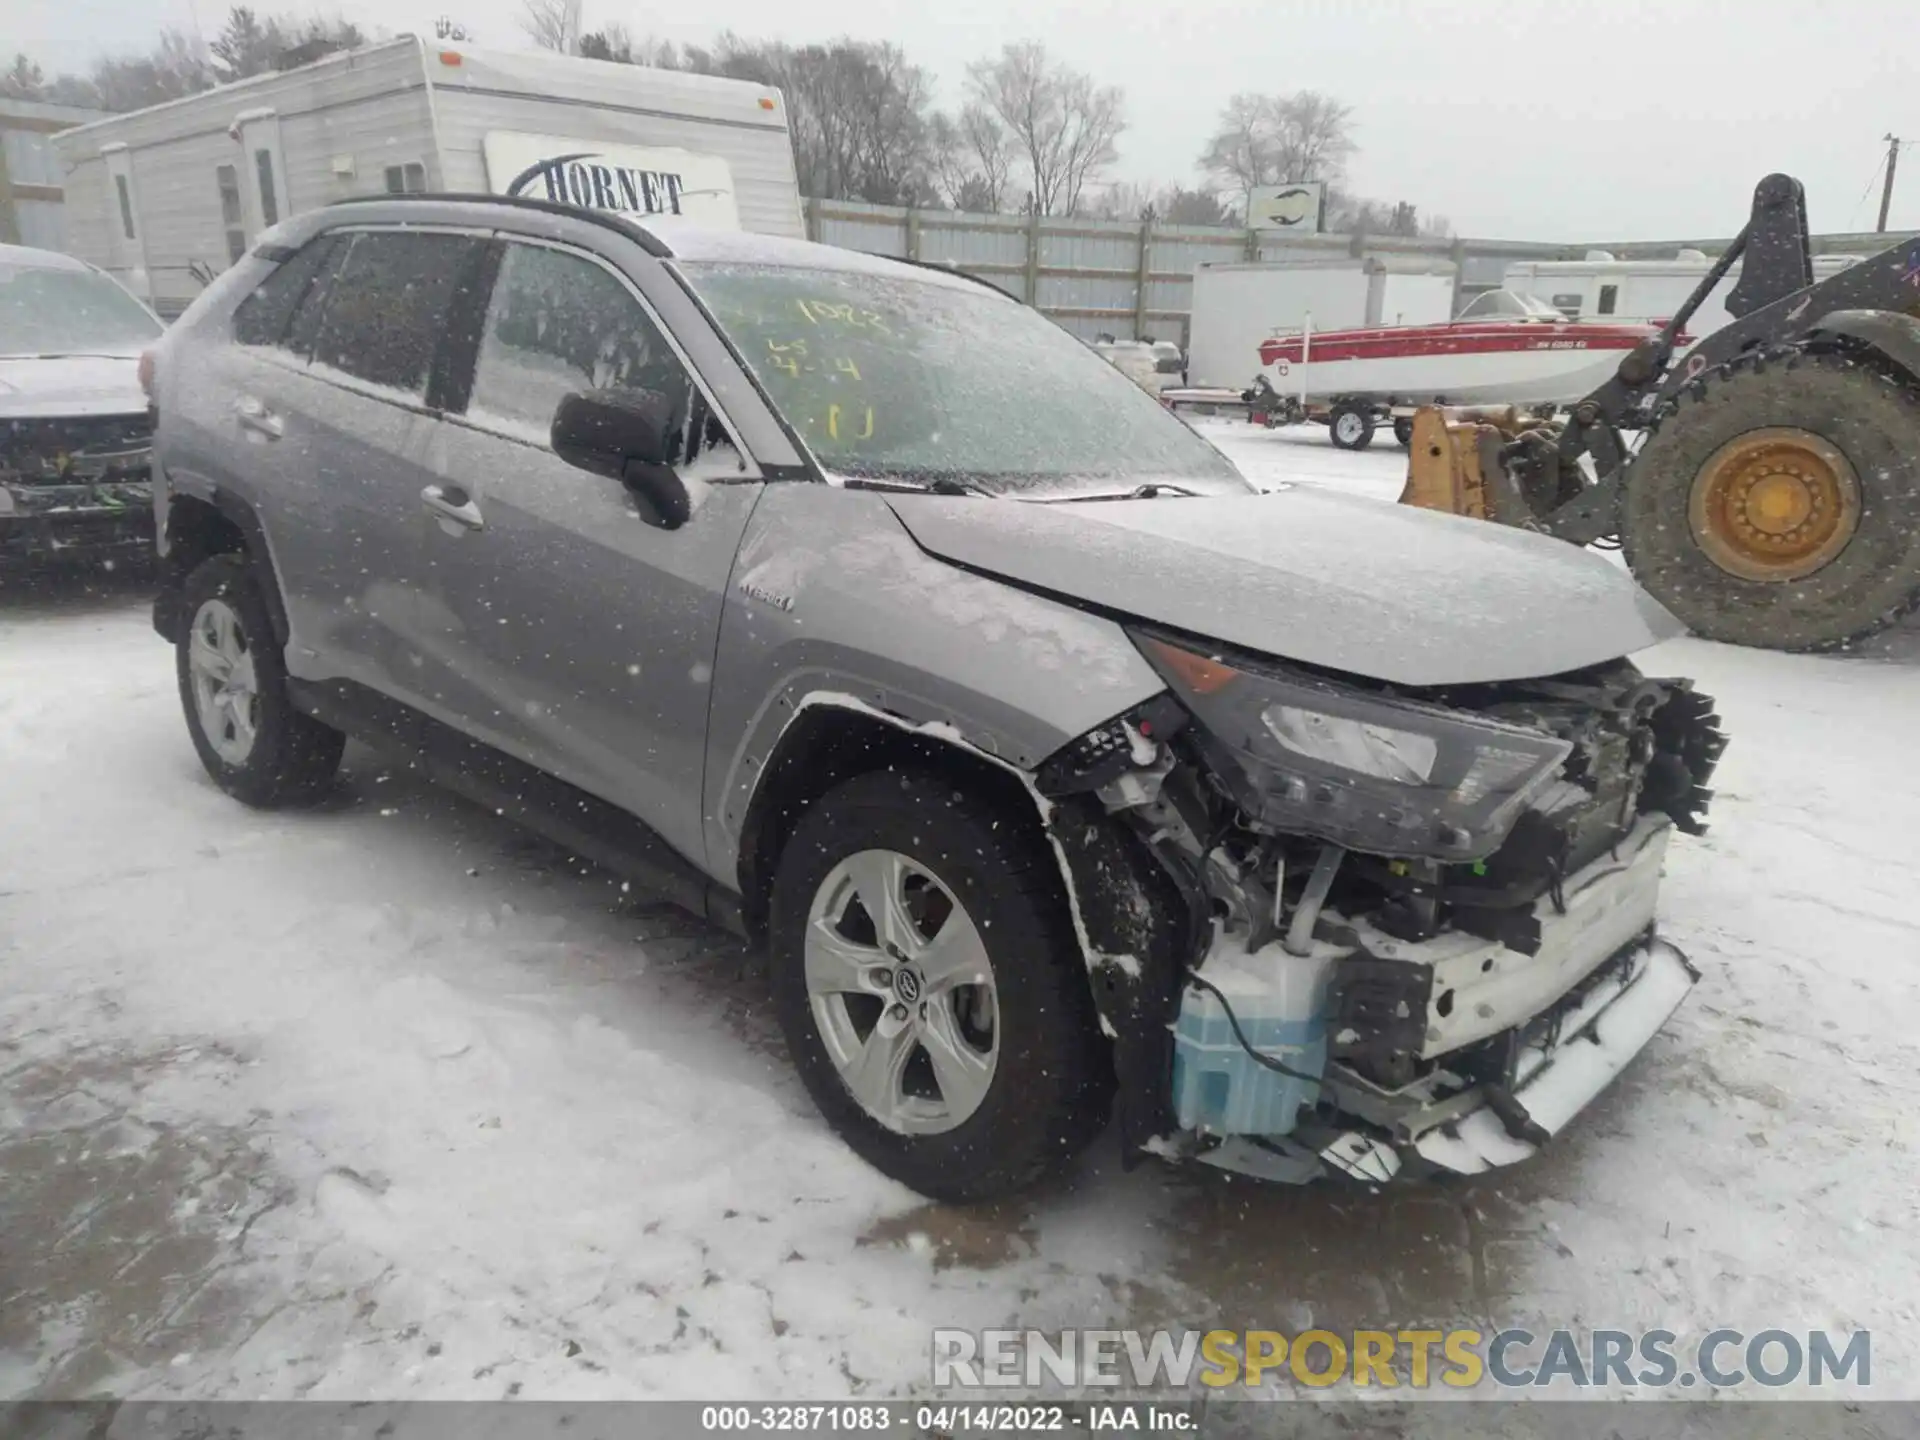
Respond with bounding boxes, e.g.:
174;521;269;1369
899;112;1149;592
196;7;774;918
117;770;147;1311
1038;633;1726;1185
1;412;156;563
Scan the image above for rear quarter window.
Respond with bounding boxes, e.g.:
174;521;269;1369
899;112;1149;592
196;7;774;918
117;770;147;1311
232;236;341;349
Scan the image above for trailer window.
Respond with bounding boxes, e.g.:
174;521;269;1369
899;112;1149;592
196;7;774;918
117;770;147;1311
384;163;428;195
114;176;136;240
468;242;692;444
216;166;245;264
309;230;488;396
255;149;279;228
1598;284;1619;315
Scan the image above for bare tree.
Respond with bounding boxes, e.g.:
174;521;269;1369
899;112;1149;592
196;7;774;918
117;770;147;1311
669;36;939;206
966;42;1125;216
1090;179;1153;221
1196;93;1271;205
1199;90;1356;211
929;102;1014;211
520;0;582;54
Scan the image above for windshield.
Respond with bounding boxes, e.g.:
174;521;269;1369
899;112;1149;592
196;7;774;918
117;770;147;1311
1457;289;1564;321
676;262;1249;496
0;261;163;357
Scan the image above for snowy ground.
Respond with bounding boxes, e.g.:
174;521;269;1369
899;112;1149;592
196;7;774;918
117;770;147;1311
3;421;1917;1403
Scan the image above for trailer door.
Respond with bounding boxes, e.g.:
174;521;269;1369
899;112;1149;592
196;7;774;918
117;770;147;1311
235;111;290;241
98;143;151;299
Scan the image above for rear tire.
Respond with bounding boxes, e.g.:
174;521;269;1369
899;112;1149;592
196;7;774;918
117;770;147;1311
1621;351;1920;650
1393;416;1415;447
769;768;1112;1202
176;553;344;806
1329;404;1376;451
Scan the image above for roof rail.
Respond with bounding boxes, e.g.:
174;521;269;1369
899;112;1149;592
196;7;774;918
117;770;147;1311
324;192;673;256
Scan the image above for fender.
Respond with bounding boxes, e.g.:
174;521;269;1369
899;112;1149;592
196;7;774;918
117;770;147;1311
1808;308;1920;388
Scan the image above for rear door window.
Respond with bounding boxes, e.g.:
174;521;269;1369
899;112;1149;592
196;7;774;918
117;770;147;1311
308;231;489;399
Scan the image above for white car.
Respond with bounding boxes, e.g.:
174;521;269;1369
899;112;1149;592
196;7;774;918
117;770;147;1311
0;243;164;564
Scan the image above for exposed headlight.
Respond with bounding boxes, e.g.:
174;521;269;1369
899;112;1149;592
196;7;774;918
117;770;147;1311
1135;633;1573;861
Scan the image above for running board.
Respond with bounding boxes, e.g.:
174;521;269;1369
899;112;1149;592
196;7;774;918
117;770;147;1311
287;677;747;937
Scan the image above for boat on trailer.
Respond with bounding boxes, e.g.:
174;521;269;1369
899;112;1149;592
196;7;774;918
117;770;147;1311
1255;290;1668;448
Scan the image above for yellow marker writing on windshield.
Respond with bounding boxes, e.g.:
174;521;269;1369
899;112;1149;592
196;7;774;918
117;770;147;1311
826;404;874;441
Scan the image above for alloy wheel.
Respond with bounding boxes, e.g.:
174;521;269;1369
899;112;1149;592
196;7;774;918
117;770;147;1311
187;597;260;766
804;848;1000;1135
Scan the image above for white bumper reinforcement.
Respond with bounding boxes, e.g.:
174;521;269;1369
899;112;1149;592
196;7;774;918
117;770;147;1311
1410;936;1698;1175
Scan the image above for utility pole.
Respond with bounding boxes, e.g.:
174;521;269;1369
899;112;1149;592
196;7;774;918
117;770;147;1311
1876;133;1901;233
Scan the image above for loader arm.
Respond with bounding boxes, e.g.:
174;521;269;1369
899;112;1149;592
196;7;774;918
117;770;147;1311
1525;175;1920;546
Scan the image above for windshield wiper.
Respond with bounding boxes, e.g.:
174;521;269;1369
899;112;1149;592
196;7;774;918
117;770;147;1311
1049;481;1207;503
838;475;991;498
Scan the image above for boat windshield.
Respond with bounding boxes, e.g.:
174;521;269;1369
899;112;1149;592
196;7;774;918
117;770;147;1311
1456;289;1565;321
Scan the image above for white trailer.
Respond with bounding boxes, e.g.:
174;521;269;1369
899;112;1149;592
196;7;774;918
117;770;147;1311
1185;256;1456;390
52;38;804;317
1504;250;1864;342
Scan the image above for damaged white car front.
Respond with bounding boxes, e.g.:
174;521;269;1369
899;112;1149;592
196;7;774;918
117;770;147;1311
1038;634;1726;1185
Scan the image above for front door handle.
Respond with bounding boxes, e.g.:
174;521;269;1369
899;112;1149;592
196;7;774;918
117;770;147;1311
421;483;485;532
233;395;282;440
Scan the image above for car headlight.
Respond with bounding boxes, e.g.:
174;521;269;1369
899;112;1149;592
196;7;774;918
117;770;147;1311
1134;633;1573;861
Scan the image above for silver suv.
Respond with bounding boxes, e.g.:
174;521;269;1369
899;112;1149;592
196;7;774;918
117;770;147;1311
148;197;1725;1200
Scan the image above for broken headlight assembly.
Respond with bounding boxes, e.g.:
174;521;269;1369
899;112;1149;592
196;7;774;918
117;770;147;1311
1133;632;1573;863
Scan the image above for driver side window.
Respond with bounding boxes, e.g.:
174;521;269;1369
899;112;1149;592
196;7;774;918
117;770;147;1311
468;242;694;449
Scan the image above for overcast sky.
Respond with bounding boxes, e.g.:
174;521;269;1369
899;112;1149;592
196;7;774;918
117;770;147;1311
15;0;1918;240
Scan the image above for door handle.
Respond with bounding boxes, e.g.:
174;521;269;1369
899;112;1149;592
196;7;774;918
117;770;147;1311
421;483;485;532
233;395;282;440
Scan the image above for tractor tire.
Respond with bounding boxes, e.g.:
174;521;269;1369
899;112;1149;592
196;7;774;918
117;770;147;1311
1329;404;1376;451
1620;350;1920;650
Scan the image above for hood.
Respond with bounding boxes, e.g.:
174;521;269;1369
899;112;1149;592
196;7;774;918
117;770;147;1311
885;488;1681;687
0;353;148;420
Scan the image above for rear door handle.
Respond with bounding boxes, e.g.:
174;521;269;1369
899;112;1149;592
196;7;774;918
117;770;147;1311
233;394;282;440
421;483;485;532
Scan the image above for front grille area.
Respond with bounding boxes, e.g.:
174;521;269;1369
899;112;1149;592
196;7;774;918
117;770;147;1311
3;411;155;485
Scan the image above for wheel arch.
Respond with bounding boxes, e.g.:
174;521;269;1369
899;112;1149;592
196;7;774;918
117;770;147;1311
736;693;1192;1149
157;489;290;648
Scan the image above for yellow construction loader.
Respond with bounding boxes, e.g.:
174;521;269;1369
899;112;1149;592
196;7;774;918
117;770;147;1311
1397;173;1920;652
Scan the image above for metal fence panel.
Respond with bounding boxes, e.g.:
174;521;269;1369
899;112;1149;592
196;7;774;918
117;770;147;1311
799;199;1585;344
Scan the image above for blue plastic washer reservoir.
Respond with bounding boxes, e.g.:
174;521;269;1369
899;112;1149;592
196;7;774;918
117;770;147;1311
1171;941;1335;1138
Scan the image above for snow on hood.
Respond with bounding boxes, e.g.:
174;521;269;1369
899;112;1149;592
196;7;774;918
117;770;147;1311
886;488;1682;687
0;353;147;420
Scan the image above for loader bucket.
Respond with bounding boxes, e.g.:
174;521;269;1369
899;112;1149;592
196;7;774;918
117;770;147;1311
1398;406;1553;528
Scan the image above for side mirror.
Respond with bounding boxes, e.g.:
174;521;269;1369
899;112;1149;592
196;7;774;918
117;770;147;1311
551;387;692;530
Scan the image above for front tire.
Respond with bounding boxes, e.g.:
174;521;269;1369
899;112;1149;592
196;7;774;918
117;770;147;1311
1622;351;1920;650
1329;403;1376;450
176;553;344;806
769;769;1112;1201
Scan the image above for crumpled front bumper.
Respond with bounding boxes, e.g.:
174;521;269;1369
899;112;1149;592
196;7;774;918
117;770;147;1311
1;479;154;562
1405;934;1697;1175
